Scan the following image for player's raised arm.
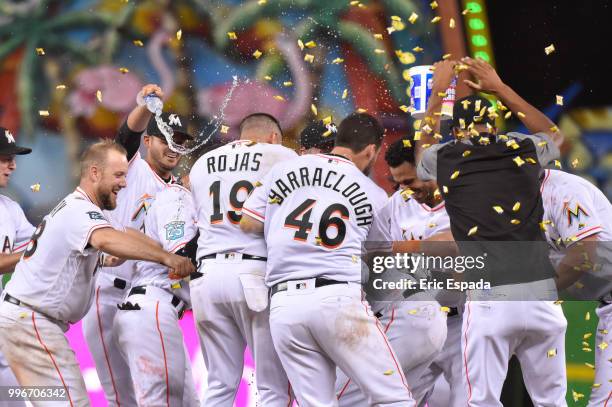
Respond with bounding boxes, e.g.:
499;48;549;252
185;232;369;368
116;83;164;161
462;57;564;147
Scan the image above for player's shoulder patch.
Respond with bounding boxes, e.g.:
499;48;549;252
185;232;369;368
87;211;106;221
164;220;185;241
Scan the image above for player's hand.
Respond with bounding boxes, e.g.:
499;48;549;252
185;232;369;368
101;254;126;267
139;84;164;100
431;60;458;92
164;253;195;279
462;57;505;95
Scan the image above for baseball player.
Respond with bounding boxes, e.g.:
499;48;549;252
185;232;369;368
335;138;451;406
298;120;337;155
539;169;612;406
189;113;296;406
82;84;193;407
0;126;33;407
114;179;199;406
415;59;567;406
241;113;416;406
0;141;193;406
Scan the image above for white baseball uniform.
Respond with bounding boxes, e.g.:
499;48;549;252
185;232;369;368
0;187;112;406
243;153;416;406
540;169;612;406
0;194;34;407
82;151;175;407
335;192;455;406
114;184;199;407
189;140;296;406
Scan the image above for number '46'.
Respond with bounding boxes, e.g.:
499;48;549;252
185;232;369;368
284;199;349;249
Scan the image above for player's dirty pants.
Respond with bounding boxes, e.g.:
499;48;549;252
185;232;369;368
114;285;199;407
82;273;137;407
417;308;468;407
462;298;567;407
190;258;292;407
587;302;612;406
335;297;447;406
0;351;26;407
270;281;416;407
0;300;89;407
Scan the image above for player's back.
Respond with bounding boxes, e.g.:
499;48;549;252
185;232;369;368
243;153;389;286
190;140;297;259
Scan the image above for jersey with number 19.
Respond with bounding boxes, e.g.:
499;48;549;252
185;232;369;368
243;153;391;286
190;140;297;259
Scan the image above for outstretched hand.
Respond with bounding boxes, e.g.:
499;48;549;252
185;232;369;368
462;57;505;95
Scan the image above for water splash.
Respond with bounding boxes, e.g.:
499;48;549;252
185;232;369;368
155;75;240;155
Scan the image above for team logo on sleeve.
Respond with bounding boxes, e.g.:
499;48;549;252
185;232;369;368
87;211;105;221
164;221;185;241
564;202;589;228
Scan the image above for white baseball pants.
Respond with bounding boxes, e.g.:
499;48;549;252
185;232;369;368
0;351;26;407
82;273;136;407
0;300;89;406
270;281;416;407
335;298;447;406
114;285;199;407
587;302;612;406
462;300;567;407
190;258;292;407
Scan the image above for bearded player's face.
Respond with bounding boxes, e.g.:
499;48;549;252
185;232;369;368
97;150;128;210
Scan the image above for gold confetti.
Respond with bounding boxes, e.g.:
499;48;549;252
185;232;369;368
512;202;521;212
253;49;263;59
442;53;452;60
504;111;512;119
517;112;526;118
56;84;67;90
571;158;579;168
586;311;591;321
547;348;557;358
395;50;416;65
349;0;359;4
493;206;504;214
598;341;608;350
269;197;281;204
342;89;348;99
550;125;559;133
556;95;564;106
593;383;602;388
283;81;293;87
462;8;471;15
304;40;317;48
401;188;414;201
220;125;229;134
513;156;525;167
478;136;490;145
391;19;405;31
323;129;332;137
96;90;102;103
433;189;441;199
255;181;263;187
264;75;272;81
554;300;564;305
383;369;394;376
258;0;267;4
431;16;442;23
585;362;595;369
332;57;344;64
408;309;418;315
352;255;359;263
437;91;447;97
119;67;129;74
413;46;423;52
449;18;456;28
462;150;471;157
133;40;144;47
356;108;367;113
30;183;41;192
19;312;28;319
584;333;592;339
554;160;562;169
545;44;556;55
273;95;285;101
374;33;383;40
297;39;304;50
572;390;584;402
506;140;519;150
35;48;45;56
171;281;181;289
310;104;318;116
374;49;386;54
510;219;521;225
402;139;412;148
526;157;537;164
399;105;410;113
440;306;450;313
430;1;438;9
322;116;333;125
537;140;548;147
315;236;322;246
304;54;314;63
408;12;418;24
442;185;449;193
38;110;49;116
467;226;478;236
176;29;182;41
390;16;402;22
386;26;396;34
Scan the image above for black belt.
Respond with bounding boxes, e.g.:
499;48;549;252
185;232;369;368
271;278;347;297
200;253;267;261
190;271;204;281
3;293;22;307
447;307;459;317
128;286;184;316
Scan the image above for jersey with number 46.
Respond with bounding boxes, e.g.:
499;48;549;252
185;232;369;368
5;188;112;323
243;154;391;286
190;140;297;260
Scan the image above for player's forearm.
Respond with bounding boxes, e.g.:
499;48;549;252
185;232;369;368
240;214;264;234
392;231;458;257
126;105;153;133
494;84;564;146
0;252;22;274
554;237;598;291
90;228;169;265
124;227;163;249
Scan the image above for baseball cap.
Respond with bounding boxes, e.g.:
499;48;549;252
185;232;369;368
299;120;337;149
451;95;496;130
0;127;31;155
146;113;193;140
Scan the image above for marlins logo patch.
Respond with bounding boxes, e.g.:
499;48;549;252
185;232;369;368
87;211;105;220
165;221;185;241
564;202;589;228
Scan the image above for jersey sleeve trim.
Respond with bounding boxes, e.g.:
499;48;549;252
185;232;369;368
169;241;188;253
242;207;265;222
573;226;603;240
13;240;31;252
